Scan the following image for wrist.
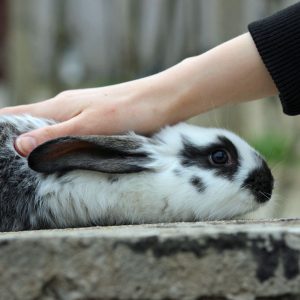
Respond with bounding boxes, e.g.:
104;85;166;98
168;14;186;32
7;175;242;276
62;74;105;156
155;33;278;125
128;54;225;128
125;73;180;129
155;56;221;124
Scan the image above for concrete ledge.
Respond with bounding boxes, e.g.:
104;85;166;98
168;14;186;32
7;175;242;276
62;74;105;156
0;219;300;300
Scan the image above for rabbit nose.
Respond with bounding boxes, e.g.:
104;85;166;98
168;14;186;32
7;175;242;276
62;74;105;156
242;161;274;203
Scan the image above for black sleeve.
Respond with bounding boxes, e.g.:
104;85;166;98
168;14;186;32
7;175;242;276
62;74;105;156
248;2;300;116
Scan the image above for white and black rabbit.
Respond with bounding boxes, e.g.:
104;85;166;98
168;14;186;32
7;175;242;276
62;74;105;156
0;115;274;231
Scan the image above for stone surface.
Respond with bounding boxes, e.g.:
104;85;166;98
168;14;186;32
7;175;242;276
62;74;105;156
0;219;300;300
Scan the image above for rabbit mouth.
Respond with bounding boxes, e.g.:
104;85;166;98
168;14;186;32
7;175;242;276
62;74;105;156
241;161;274;204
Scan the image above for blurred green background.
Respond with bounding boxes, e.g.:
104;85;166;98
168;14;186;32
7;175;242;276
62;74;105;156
0;0;299;218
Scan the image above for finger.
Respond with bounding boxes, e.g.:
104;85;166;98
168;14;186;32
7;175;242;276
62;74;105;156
15;117;83;157
0;104;39;115
0;99;64;120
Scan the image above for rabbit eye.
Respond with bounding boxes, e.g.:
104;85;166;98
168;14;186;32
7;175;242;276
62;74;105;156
210;150;229;165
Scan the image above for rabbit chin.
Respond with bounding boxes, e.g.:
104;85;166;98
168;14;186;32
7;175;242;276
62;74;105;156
192;192;265;221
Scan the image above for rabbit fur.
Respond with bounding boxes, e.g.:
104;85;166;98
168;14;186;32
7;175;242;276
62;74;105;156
0;115;274;231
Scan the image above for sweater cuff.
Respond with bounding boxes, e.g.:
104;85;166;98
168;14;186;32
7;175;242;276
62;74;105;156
248;3;300;116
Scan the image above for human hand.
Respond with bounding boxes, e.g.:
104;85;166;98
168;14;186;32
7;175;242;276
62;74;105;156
0;75;177;156
0;33;278;157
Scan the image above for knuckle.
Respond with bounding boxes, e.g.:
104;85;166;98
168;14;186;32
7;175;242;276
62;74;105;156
55;89;81;107
42;126;58;140
55;90;72;101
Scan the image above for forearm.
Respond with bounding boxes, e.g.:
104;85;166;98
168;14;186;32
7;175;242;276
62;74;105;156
156;32;278;124
0;33;279;157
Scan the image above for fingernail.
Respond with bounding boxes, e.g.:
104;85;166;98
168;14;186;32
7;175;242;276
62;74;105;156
15;136;37;156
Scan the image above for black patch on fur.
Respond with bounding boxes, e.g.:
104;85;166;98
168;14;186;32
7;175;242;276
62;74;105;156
241;160;274;203
107;175;119;183
180;136;240;180
173;169;182;177
190;176;206;192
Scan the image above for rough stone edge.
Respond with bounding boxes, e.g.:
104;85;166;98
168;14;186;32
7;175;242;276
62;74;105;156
0;218;299;300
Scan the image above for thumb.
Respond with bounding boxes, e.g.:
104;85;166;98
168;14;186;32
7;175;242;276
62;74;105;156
15;118;81;157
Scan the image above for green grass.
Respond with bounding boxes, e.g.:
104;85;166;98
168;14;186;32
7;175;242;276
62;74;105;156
250;134;297;165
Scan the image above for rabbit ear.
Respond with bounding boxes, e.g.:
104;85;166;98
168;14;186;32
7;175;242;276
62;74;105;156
28;135;153;174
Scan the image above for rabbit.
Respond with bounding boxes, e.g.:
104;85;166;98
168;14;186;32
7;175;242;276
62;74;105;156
0;114;274;231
